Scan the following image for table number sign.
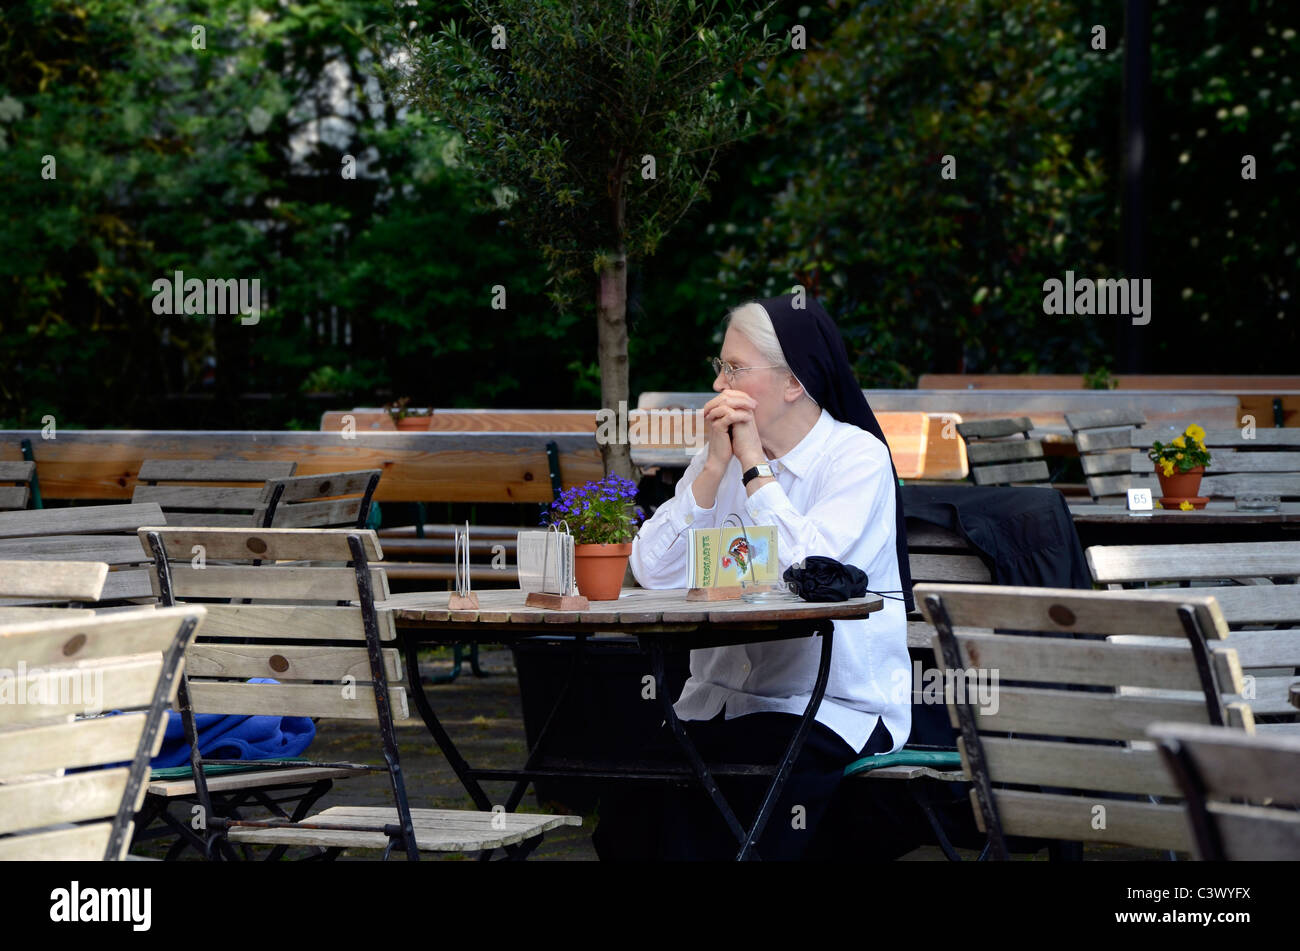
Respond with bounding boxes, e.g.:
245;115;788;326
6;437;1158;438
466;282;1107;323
1126;487;1154;514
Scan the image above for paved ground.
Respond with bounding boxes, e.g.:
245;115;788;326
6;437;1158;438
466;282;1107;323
135;646;1163;861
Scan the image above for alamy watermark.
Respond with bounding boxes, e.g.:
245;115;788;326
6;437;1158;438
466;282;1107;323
596;400;704;448
1042;271;1151;326
0;661;104;715
151;270;261;325
891;660;1000;715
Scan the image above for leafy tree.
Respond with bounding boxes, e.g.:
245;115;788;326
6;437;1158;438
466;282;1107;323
711;0;1116;386
395;0;784;477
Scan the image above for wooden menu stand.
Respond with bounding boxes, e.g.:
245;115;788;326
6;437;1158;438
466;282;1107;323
448;592;480;610
686;584;774;602
524;591;590;610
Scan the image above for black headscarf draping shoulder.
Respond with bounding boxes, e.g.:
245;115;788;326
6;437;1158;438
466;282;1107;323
754;293;914;612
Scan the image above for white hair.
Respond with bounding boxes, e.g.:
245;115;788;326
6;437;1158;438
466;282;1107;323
725;302;787;368
725;301;817;405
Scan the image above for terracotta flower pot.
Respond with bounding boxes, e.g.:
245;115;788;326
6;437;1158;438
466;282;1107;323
573;542;633;601
1156;464;1204;500
396;415;429;431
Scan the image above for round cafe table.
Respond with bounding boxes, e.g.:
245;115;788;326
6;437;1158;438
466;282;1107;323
381;585;884;862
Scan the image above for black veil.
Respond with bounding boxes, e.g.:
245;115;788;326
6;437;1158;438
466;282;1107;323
753;293;914;612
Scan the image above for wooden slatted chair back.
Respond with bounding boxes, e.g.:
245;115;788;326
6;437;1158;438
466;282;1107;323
131;460;298;528
139;526;402;724
954;418;1050;486
261;469;381;529
0;606;203;859
914;583;1252;858
1086;541;1300;724
139;525;418;858
1148;722;1300;860
0;461;36;511
0;503;167;605
1066;410;1153;503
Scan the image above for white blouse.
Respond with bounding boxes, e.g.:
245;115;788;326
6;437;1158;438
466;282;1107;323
629;408;911;755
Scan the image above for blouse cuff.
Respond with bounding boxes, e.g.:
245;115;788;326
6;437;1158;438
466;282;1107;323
743;479;790;522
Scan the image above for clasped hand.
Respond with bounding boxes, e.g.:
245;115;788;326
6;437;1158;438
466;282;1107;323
702;389;765;472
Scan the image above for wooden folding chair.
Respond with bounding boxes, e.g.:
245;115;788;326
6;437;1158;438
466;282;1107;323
915;583;1253;859
954;418;1050;486
140;525;578;860
0;606;203;859
1148;722;1300;860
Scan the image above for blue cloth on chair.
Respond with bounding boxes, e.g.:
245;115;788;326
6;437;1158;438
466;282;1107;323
151;678;316;768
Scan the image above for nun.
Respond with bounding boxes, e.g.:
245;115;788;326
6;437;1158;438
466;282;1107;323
592;292;912;861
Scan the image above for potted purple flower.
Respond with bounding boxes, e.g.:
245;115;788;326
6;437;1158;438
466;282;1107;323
545;474;644;600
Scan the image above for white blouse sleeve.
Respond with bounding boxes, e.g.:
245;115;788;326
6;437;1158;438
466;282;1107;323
743;436;895;577
629;449;722;589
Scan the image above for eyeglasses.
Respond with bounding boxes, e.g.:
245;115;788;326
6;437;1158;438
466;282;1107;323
710;357;783;384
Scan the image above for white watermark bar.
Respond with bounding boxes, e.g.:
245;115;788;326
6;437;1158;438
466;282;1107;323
0;662;105;716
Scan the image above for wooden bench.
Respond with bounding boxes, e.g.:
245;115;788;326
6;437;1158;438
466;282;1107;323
954;417;1050;486
0;606;202;859
1;429;604;503
916;583;1252;858
641;390;1241;449
920;374;1300;429
1071;424;1300;503
634;395;968;480
1086;541;1300;729
140;526;580;859
1147;722;1300;859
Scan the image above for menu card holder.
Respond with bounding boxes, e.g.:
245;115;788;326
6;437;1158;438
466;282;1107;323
448;521;479;610
685;514;776;602
518;523;589;610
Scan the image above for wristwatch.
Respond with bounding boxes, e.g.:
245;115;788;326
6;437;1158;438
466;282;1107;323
742;463;773;486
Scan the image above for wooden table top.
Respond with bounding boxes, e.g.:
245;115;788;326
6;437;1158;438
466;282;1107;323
1069;501;1300;524
381;586;884;629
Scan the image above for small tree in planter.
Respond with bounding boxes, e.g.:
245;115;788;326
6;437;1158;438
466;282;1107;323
392;0;782;480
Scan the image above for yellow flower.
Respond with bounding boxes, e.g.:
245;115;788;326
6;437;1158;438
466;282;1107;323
1160;459;1175;477
1179;501;1194;511
1154;501;1163;509
1171;435;1186;449
1186;424;1206;442
1175;452;1184;460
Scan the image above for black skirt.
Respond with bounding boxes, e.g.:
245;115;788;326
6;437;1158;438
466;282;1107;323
592;709;892;861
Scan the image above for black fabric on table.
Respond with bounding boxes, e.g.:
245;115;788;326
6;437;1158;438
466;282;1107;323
900;484;1092;753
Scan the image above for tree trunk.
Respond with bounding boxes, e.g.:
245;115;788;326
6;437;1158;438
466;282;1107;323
596;251;637;481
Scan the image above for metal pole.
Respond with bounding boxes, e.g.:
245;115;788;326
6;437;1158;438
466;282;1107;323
1120;0;1151;373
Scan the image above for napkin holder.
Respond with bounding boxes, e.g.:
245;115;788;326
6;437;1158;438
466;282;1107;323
519;523;589;610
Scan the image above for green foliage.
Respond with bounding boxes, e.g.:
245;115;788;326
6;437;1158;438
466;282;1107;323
1083;366;1118;389
395;0;784;311
1140;0;1299;368
0;0;574;427
712;0;1116;386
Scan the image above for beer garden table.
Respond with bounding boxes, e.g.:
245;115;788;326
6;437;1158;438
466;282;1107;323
381;586;884;861
1069;501;1300;547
